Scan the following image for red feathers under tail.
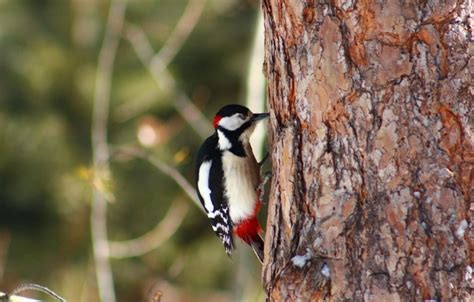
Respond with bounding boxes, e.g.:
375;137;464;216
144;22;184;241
234;215;264;263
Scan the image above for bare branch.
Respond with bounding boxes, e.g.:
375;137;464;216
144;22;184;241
91;1;127;301
111;146;203;212
108;200;189;258
123;23;155;67
150;0;206;76
123;2;212;139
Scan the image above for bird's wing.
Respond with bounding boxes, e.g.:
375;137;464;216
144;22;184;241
195;135;235;256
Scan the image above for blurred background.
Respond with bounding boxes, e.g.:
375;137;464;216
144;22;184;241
0;0;267;301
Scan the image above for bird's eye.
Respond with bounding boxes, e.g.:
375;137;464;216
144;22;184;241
238;113;246;120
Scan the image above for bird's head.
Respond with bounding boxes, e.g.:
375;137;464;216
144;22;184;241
213;104;269;150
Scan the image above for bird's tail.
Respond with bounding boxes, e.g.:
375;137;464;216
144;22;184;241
250;234;264;263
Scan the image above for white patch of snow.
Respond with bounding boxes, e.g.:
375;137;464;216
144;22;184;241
314;237;323;247
291;250;312;268
341;0;353;10
321;264;330;278
465;265;472;282
455;219;468;239
322;4;330;15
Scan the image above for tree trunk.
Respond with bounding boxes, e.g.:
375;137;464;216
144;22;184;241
262;0;472;301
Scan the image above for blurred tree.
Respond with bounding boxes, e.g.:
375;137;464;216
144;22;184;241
262;0;471;300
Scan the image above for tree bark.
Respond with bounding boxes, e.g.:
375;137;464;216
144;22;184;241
262;0;472;301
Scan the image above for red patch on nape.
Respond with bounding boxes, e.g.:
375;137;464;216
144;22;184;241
213;115;222;129
234;201;262;244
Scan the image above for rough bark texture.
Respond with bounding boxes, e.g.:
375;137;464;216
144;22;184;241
262;0;472;301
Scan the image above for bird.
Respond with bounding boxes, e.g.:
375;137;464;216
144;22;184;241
195;104;269;263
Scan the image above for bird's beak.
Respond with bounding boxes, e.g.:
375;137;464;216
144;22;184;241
251;113;269;122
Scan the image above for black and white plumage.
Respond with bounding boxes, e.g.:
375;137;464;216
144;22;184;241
196;134;234;253
195;104;269;262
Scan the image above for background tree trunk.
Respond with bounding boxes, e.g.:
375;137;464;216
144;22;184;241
262;0;472;301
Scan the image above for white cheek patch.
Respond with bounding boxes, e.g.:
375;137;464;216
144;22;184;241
197;160;214;213
217;130;232;150
218;113;250;131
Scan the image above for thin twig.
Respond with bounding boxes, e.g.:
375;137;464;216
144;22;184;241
106;144;202;258
123;1;212;138
91;1;127;302
150;0;206;76
111;146;203;211
108;200;189;258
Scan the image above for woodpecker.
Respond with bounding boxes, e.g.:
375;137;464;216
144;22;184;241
195;104;269;263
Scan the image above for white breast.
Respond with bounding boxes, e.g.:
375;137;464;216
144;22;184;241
222;144;260;223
